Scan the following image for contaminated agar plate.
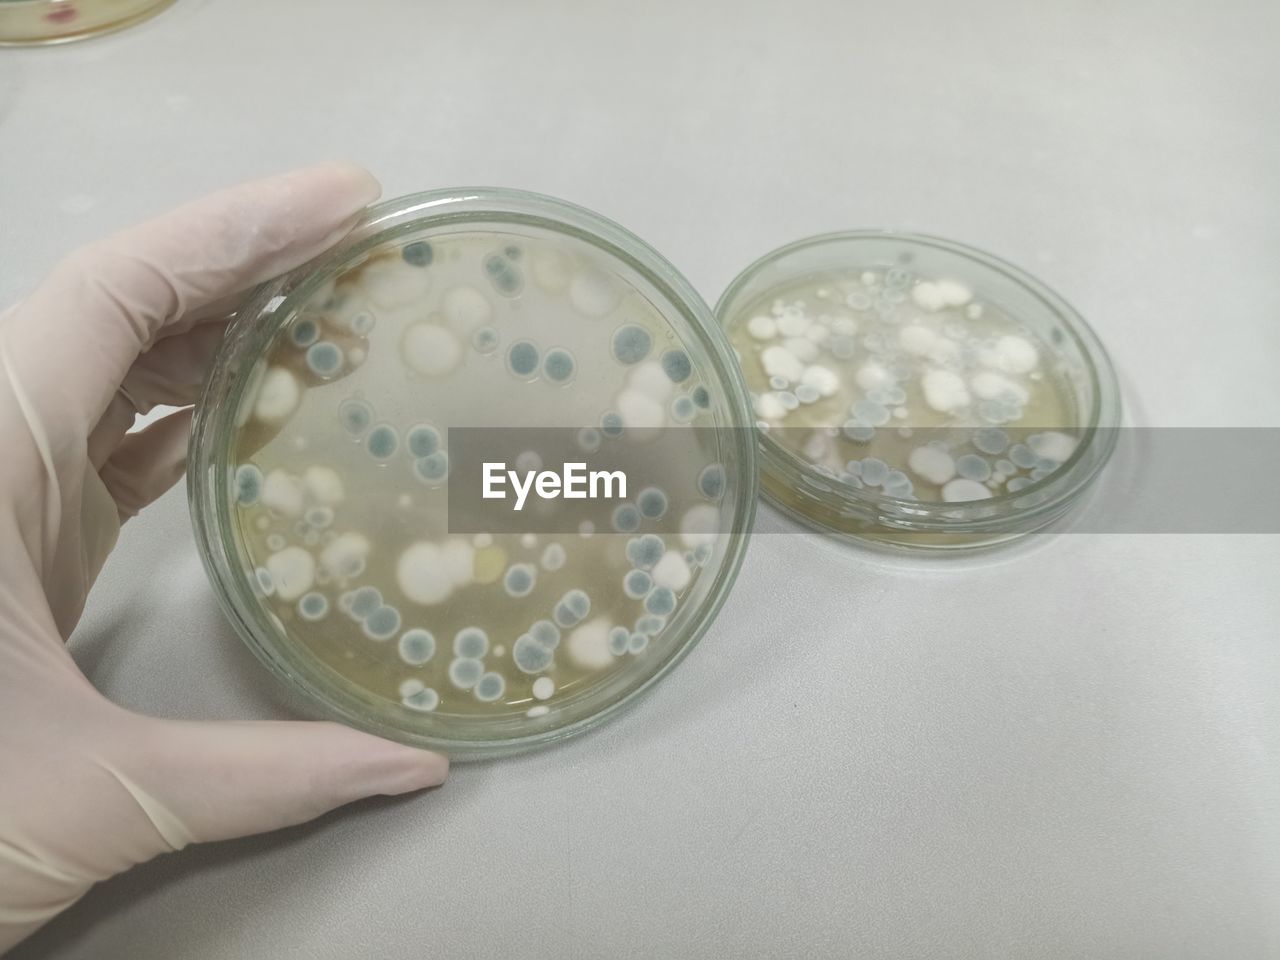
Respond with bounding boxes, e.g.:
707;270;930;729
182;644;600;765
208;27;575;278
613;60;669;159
190;188;757;758
717;232;1120;548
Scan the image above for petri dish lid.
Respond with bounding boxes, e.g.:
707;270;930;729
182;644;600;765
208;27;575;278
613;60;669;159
716;230;1121;549
189;188;757;758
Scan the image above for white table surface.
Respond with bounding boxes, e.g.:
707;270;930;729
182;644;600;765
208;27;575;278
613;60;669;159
3;1;1278;957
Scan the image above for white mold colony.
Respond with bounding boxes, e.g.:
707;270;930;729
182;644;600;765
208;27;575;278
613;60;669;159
230;230;732;724
727;267;1081;502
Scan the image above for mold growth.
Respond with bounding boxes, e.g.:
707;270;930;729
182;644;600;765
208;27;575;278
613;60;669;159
228;229;738;724
726;267;1084;503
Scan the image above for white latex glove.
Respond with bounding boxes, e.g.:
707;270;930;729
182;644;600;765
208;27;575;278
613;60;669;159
0;164;449;953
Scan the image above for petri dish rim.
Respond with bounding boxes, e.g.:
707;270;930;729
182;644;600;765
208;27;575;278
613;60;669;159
0;0;175;46
715;229;1122;546
188;187;759;759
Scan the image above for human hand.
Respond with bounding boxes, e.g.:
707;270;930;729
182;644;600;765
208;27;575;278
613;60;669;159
0;164;449;952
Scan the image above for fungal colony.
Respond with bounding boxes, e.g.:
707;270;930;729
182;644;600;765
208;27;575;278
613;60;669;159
230;229;733;724
726;267;1082;502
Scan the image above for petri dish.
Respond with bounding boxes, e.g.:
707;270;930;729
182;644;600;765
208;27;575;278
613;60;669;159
717;231;1120;548
0;0;174;45
189;188;757;759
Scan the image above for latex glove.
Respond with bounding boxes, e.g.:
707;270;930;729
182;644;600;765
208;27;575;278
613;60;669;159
0;164;449;953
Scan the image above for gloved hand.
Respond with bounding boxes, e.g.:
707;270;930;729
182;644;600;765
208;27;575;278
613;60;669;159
0;164;449;953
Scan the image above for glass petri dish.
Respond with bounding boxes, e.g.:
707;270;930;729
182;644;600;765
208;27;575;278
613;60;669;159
717;231;1120;549
0;0;174;45
189;188;757;759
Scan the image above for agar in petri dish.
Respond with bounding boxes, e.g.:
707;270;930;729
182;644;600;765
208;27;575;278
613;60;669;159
191;189;756;756
719;233;1120;547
